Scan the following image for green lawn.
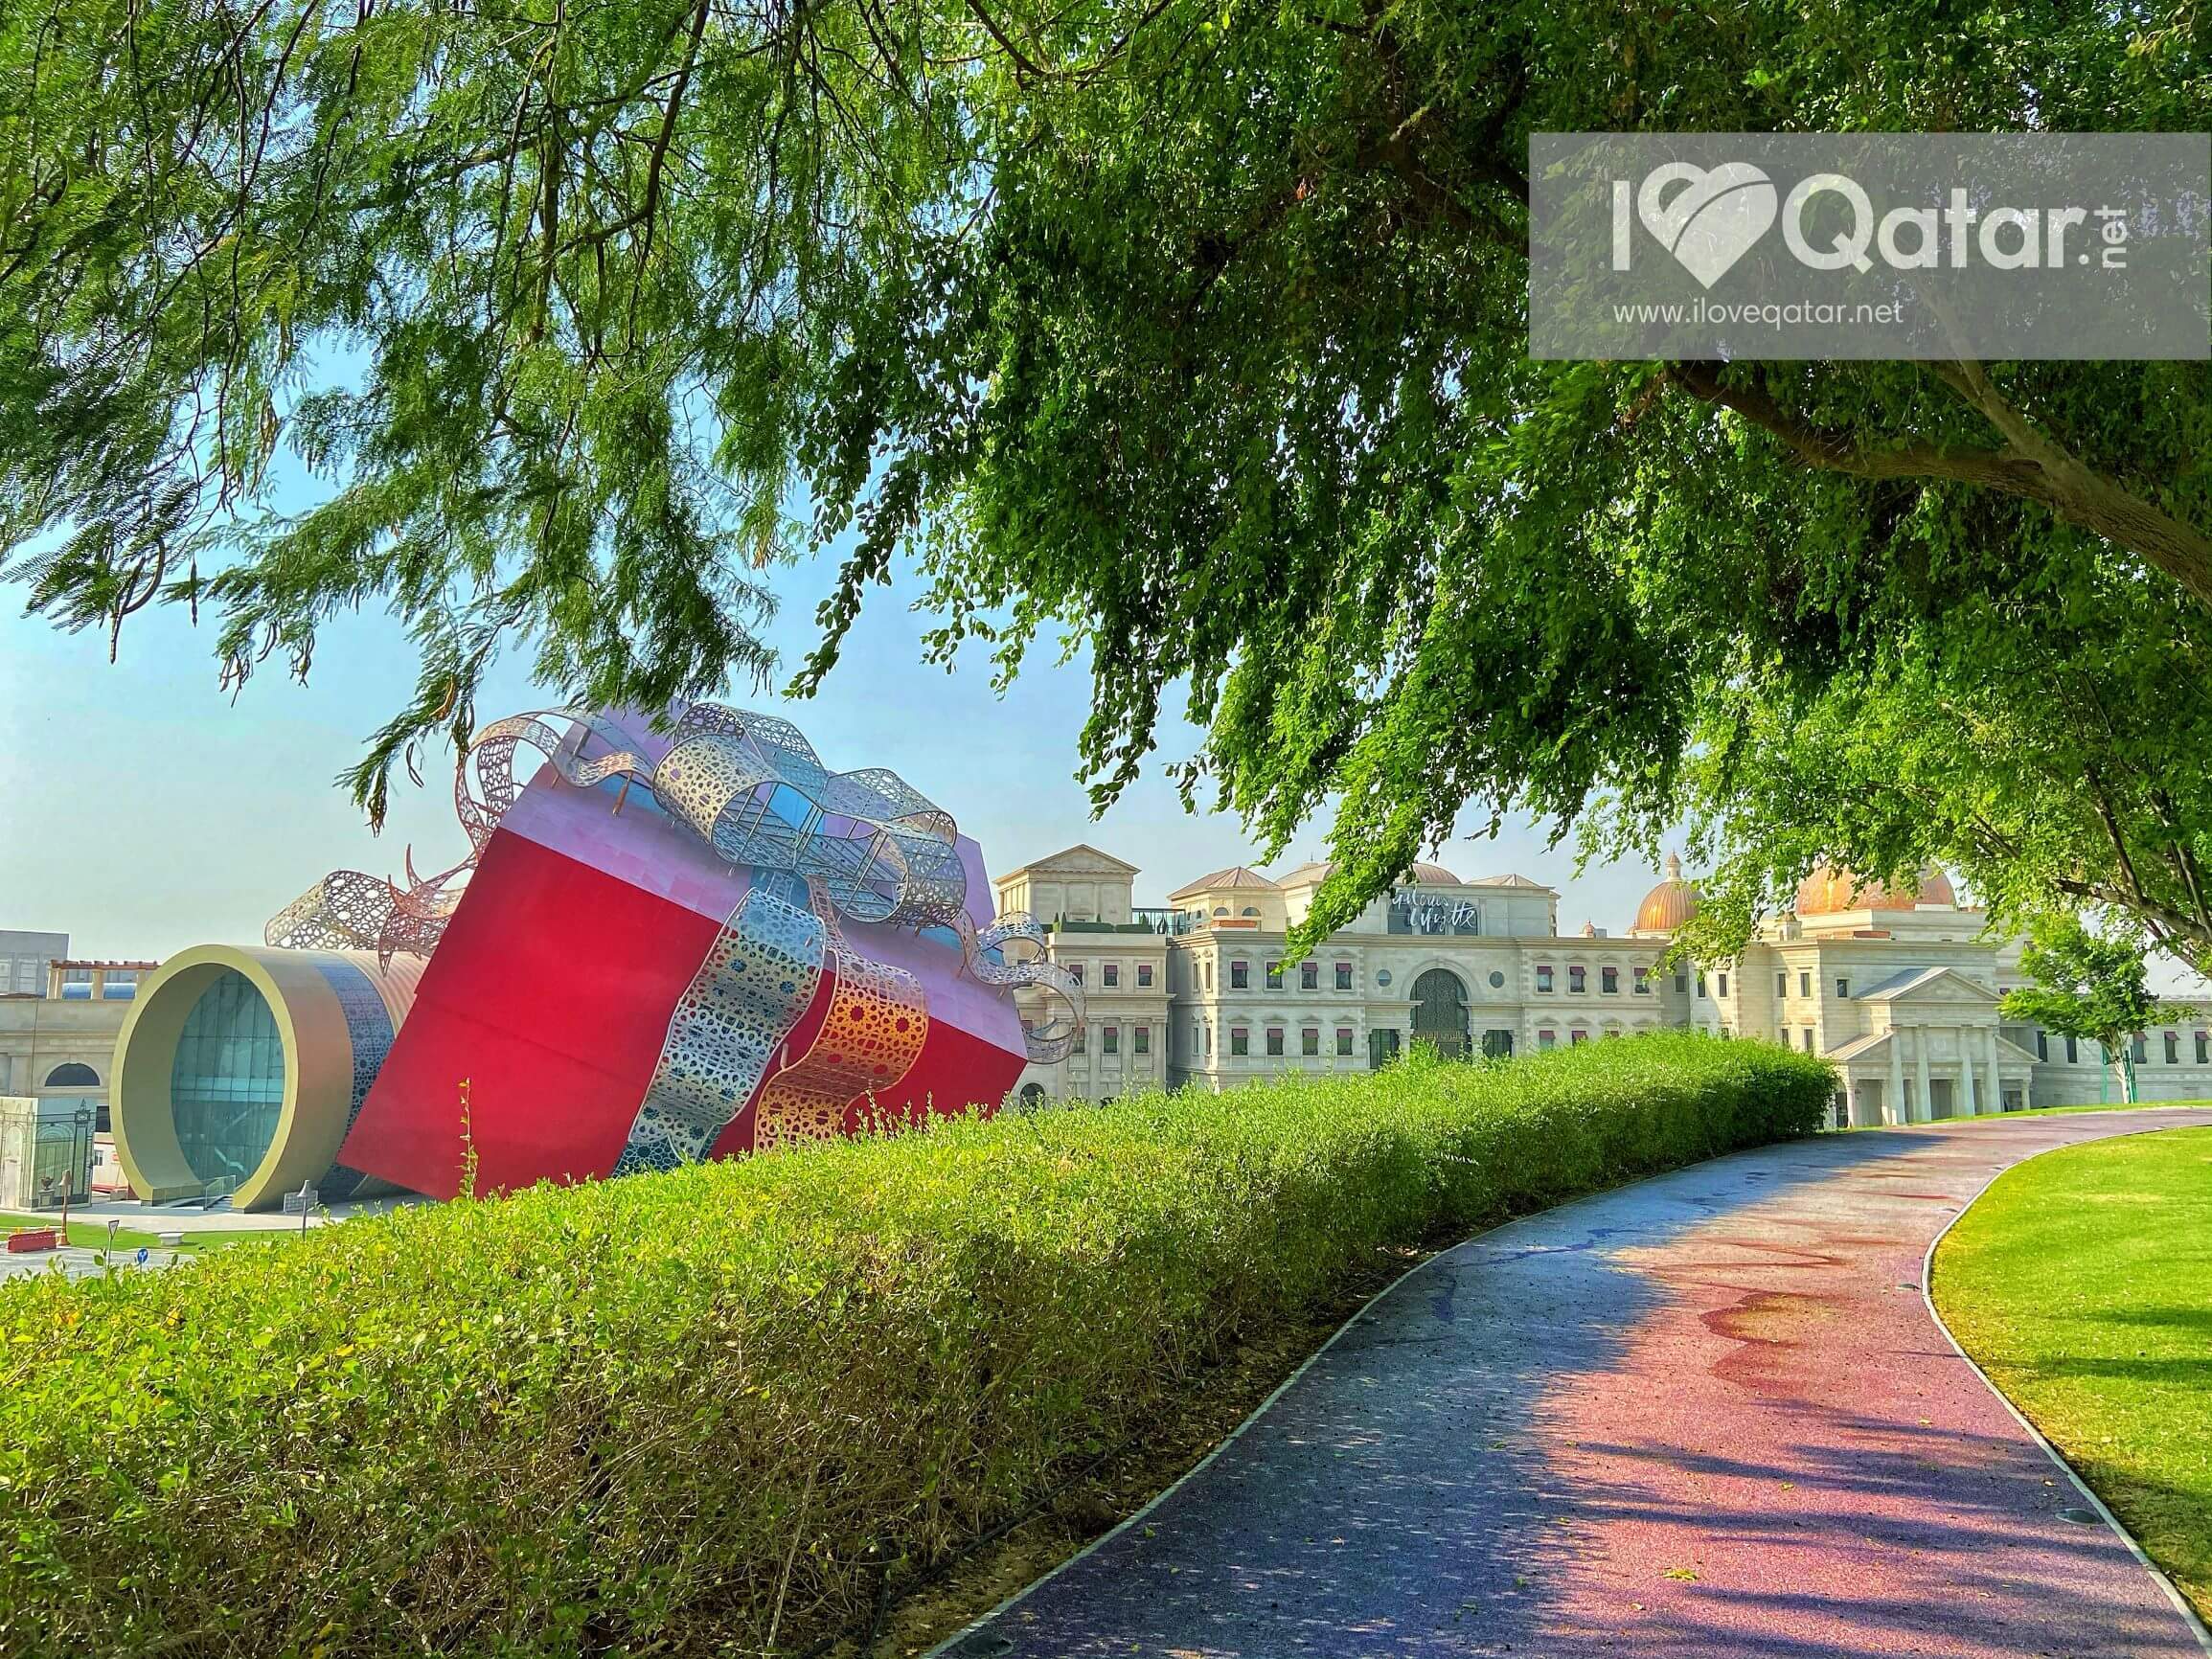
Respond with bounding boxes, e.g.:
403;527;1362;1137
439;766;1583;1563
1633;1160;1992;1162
1;1213;281;1253
1981;1098;2212;1123
1932;1125;2212;1623
2;1212;164;1251
1840;1098;2212;1130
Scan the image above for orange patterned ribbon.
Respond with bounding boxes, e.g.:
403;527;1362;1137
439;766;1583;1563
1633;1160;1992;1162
747;881;930;1152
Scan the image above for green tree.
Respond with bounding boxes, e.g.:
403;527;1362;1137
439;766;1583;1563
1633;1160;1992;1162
1997;917;2183;1103
1604;542;2212;975
3;0;2210;942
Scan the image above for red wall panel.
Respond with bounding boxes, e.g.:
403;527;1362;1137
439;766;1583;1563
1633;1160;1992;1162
340;829;720;1198
343;825;1029;1199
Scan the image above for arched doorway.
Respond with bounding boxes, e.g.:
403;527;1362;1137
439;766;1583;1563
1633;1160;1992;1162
1409;968;1471;1059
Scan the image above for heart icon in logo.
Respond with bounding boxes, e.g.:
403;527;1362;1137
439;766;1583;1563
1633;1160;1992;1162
1637;163;1778;288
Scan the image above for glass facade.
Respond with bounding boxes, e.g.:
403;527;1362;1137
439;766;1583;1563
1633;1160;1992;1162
170;971;285;1193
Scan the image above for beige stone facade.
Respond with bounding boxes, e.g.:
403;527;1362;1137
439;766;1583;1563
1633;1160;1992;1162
994;851;1685;1102
992;848;1173;1103
992;851;2206;1120
1677;878;2211;1123
0;935;156;1131
1160;862;1675;1088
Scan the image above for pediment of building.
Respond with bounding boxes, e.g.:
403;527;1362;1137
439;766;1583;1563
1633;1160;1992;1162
1008;843;1142;878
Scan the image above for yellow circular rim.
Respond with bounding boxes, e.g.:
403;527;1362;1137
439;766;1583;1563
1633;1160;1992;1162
110;944;363;1211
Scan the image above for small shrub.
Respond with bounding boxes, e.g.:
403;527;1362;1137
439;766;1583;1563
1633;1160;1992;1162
0;1034;1830;1657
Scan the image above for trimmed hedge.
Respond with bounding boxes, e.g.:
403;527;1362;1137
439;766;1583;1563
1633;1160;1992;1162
0;1034;1831;1657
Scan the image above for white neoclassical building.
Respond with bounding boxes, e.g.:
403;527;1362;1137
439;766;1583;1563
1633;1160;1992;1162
995;848;2208;1122
0;938;157;1127
996;849;1683;1102
1636;860;2212;1123
992;847;1174;1103
1158;860;1674;1084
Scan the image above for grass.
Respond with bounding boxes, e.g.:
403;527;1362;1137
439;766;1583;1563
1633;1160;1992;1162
1931;1124;2212;1623
1973;1098;2212;1123
0;1213;285;1253
0;1212;164;1251
1840;1098;2212;1130
0;1034;1832;1659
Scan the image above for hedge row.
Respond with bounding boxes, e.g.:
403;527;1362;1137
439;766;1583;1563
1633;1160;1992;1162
0;1034;1833;1657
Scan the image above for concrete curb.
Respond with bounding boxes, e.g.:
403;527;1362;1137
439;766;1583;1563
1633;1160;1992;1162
1921;1124;2212;1658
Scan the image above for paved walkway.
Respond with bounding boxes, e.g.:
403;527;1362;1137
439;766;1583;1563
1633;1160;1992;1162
0;1243;186;1284
941;1109;2212;1659
65;1194;422;1234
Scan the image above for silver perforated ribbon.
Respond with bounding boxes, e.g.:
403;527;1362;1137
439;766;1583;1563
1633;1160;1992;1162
267;703;1083;1063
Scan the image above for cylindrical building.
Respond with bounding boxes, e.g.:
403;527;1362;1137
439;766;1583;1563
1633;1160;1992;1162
110;945;423;1211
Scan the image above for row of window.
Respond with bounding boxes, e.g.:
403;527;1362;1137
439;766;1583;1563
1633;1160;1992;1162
55;967;141;1000
1536;1028;1635;1049
1079;957;1799;1003
1200;959;1357;992
1691;970;1865;1003
1534;965;1649;995
1531;966;1764;999
1187;1020;1363;1058
1072;1023;1152;1057
1776;970;1852;1001
2035;1029;2212;1066
1223;1026;1360;1057
1186;1023;1656;1058
1064;962;1155;989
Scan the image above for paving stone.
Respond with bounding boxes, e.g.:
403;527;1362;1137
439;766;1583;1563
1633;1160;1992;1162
942;1110;2212;1659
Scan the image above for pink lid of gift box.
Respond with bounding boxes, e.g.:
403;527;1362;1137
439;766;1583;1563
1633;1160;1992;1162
493;713;1019;1047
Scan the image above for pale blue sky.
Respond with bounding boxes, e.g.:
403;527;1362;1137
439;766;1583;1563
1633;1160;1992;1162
1;543;1661;962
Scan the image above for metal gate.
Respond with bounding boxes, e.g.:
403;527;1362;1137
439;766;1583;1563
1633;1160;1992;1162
1409;968;1471;1059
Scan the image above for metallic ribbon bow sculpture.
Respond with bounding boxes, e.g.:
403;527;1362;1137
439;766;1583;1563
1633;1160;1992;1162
267;704;1083;1066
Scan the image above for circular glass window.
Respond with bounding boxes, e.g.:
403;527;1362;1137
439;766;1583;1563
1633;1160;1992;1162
169;970;285;1193
1489;970;1506;989
1375;969;1392;987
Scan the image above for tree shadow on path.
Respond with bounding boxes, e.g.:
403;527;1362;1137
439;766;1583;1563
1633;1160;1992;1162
936;1118;2212;1659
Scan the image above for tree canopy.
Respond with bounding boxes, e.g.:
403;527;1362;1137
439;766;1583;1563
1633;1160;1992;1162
1610;522;2212;974
3;0;2209;952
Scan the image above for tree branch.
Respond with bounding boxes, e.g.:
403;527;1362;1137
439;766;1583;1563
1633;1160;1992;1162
1929;359;2212;610
1668;362;2212;612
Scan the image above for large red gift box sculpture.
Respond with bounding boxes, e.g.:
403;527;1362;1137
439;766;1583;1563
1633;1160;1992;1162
263;704;1080;1199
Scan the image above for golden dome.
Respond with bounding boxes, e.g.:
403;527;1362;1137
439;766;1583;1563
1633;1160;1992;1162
1633;853;1700;934
1408;860;1462;885
1794;863;1954;916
